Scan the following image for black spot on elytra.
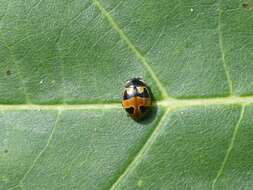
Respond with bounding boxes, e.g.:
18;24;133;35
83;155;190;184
6;70;11;76
139;106;148;113
134;85;157;124
125;107;134;114
242;2;252;10
4;149;8;154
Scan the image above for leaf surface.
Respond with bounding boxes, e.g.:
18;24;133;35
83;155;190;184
1;0;253;189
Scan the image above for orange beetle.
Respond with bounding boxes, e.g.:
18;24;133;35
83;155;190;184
122;78;152;120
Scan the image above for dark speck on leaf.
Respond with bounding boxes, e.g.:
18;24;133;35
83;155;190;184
4;149;8;154
6;70;11;76
242;2;251;10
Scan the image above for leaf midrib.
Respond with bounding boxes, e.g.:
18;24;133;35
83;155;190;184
1;96;253;111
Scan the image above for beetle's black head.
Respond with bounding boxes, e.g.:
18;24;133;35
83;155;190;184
125;77;145;88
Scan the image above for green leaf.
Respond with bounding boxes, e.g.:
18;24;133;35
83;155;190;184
1;0;253;190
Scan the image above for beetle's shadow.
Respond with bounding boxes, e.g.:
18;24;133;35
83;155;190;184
133;85;158;125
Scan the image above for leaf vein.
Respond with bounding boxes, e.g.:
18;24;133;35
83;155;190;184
91;0;169;99
108;109;171;190
211;105;245;189
18;110;62;187
218;2;233;95
26;0;44;17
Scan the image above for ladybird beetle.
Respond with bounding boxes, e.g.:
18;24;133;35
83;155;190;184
122;78;152;120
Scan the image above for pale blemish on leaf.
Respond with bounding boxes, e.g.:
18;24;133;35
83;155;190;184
137;179;143;187
0;176;9;183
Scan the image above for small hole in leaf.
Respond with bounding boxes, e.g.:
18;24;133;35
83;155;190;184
125;107;134;114
6;70;11;76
